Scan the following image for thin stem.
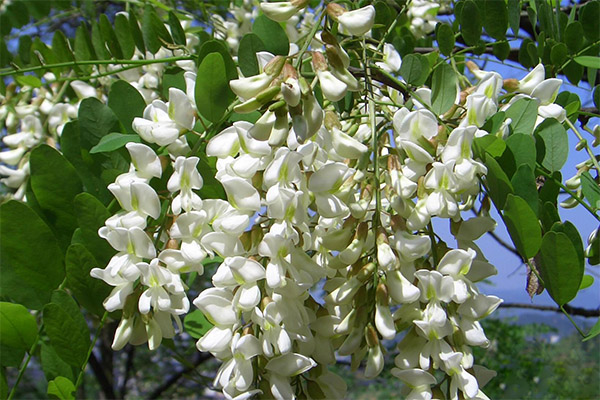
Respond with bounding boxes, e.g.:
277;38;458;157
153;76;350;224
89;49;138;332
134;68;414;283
564;118;600;173
427;222;439;267
536;167;600;221
294;11;326;70
0;56;195;77
7;323;43;400
74;312;109;390
560;305;587;337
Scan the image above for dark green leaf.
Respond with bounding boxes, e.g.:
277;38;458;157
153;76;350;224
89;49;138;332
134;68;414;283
0;201;64;309
506;98;538;135
550;42;567;66
74;24;95;63
483;0;507;39
564;21;584;53
41;342;75;382
507;0;520;35
511;164;539;216
238;33;266;77
460;0;482;46
580;1;600;42
0;344;24;368
538;231;583;305
580;171;600;210
108;80;146;134
197;40;238;82
129;13;146;54
481;112;507;137
563;59;583;85
168;11;186;46
184;310;213;339
519;38;535;68
73;193;114;265
78;97;121;149
43;298;90;368
51;30;74;65
534;118;568;172
195;52;230;123
505;133;536;171
492;41;510;60
431;62;457;115
399;53;429;86
252;15;289;55
18;35;32;65
555;91;581;117
142;5;173;54
594;85;599;109
65;244;111;318
473;134;506;160
0;302;38;350
91;20;110;60
484;156;514;210
30;145;82;249
538;171;561;206
99;14;123;59
197;157;227;199
436;23;454;56
47;377;75;400
162;66;186;99
550;221;585;271
503;194;542;259
114;14;136;59
540;201;560;233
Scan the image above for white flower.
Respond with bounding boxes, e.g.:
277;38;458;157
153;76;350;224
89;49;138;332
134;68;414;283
375;43;402;73
337;5;376;36
168;156;204;214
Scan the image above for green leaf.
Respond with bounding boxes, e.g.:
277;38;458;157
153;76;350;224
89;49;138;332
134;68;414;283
129;13;146;54
43;296;91;368
114;14;136;60
238;33;266;77
252;15;289;56
0;369;6;400
90;133;141;154
580;171;600;210
584;318;600;341
473;134;506;160
483;0;507;40
506;98;538;135
74;24;95;63
503;194;542;259
15;74;42;88
550;42;568;66
564;21;584;54
197;40;238;82
65;244;111;318
534;118;568;172
550;221;585;271
505;133;536;172
483;156;514;210
73;193;114;265
537;231;583;306
431;63;457;115
399;53;430;86
41;342;75;382
142;5;173;54
0;302;38;350
435;23;454;56
197;157;227;200
107;80;146;134
595;85;599;109
51;30;74;64
460;0;482;46
30;144;83;249
78;97;121;149
18;34;32;65
0;344;25;367
91;20;110;60
507;0;520;35
47;377;76;400
195;52;230;123
538;171;561;206
556;91;581;117
563;59;584;85
511;164;539;216
580;0;600;42
184;310;213;339
162;66;186;99
168;11;186;46
0;201;64;310
573;56;600;69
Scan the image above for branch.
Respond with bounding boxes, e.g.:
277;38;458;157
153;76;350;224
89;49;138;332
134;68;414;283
118;345;135;398
148;352;212;399
499;302;600;318
88;351;117;400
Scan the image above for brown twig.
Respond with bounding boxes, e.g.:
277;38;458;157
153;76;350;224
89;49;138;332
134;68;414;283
499;302;600;318
148;352;212;399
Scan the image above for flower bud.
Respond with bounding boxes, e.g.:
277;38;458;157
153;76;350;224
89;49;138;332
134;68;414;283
356;262;376;283
503;78;519;92
365;324;379;348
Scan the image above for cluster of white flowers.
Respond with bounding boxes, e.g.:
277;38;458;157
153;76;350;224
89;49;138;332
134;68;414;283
2;2;586;399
